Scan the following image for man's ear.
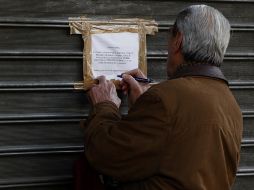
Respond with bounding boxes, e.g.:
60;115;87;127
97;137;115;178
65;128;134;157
172;31;183;53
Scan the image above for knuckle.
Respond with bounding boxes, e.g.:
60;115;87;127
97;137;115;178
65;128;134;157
123;74;132;80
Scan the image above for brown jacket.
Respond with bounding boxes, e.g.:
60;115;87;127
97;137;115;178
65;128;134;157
84;66;243;190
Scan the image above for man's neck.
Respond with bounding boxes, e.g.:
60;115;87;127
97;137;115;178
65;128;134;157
175;62;216;73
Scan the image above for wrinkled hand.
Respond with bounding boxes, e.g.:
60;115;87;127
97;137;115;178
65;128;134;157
88;76;121;108
120;69;151;106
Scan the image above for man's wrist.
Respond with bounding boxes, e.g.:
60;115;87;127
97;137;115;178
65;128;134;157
93;100;119;113
86;100;121;126
92;98;121;108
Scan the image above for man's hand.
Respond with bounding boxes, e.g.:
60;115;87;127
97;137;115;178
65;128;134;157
120;69;151;106
88;76;121;108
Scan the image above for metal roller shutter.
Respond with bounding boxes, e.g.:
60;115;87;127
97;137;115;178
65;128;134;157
0;0;253;189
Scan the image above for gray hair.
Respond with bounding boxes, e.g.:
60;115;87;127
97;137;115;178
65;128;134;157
174;5;231;66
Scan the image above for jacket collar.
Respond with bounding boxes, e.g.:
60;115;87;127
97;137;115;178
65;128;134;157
169;64;228;85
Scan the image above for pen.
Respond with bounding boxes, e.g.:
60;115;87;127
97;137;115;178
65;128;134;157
117;74;153;83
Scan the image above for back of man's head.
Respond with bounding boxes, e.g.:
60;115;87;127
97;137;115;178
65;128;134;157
175;5;231;66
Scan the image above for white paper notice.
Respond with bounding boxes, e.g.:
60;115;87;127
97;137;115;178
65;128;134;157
91;32;139;80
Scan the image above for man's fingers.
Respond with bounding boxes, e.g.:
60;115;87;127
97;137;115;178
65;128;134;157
122;74;139;89
122;85;127;91
123;68;146;78
120;80;128;89
96;75;106;84
87;77;121;108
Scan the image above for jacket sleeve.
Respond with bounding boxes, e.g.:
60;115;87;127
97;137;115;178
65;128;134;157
84;89;169;182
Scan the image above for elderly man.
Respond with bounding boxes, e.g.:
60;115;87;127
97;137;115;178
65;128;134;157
84;4;243;190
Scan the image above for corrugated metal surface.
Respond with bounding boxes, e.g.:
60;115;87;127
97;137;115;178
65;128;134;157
0;0;253;189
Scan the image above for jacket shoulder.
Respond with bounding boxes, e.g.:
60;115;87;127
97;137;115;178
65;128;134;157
148;79;183;99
